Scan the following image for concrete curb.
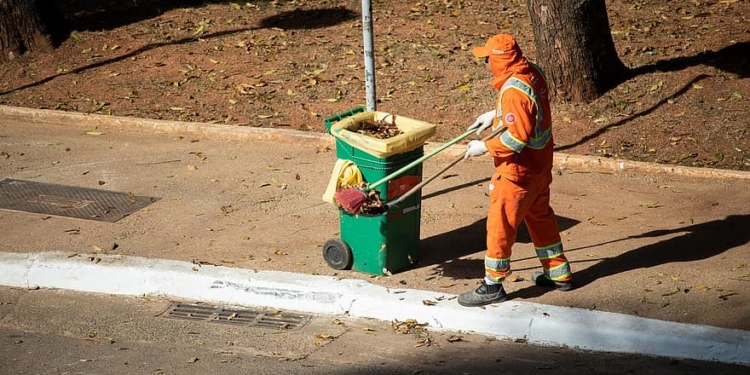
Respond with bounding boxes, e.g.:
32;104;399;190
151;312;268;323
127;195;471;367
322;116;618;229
2;105;749;180
1;252;748;366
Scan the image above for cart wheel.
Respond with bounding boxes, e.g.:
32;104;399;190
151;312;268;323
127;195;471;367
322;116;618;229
322;238;352;270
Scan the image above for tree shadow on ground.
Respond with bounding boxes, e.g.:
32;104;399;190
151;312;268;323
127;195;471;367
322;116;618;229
555;73;709;152
57;0;358;32
0;7;358;96
556;41;749;152
510;214;750;300
418;214;581;280
632;41;750;79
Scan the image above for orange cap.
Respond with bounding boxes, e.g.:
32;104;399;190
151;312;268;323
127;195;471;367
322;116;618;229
472;34;522;60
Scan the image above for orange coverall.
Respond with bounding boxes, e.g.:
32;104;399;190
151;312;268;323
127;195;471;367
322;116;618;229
482;56;572;284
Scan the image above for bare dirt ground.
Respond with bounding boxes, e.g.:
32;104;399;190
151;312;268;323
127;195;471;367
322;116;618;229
0;0;748;171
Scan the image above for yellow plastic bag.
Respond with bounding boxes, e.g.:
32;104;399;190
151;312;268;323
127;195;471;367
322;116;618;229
322;159;363;203
329;111;436;158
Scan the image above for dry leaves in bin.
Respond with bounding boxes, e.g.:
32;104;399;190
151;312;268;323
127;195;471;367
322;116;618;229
356;114;403;139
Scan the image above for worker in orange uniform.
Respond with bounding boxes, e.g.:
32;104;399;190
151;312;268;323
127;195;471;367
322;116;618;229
458;33;573;307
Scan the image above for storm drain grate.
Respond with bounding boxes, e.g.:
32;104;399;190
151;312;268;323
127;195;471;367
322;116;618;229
161;302;312;330
0;179;158;222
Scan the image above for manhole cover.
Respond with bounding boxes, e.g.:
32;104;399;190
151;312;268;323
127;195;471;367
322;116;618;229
0;179;158;222
161;302;312;330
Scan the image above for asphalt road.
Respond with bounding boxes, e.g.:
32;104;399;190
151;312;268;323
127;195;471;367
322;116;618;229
0;287;747;375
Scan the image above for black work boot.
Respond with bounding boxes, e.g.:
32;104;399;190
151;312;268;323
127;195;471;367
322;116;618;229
458;280;508;307
531;271;573;291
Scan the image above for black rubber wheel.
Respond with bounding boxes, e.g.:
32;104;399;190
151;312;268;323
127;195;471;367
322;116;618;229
322;238;353;270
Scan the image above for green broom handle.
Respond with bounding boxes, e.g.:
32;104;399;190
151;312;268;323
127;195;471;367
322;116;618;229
385;126;507;209
366;128;477;191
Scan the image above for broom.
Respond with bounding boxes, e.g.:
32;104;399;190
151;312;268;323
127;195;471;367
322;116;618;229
335;127;504;214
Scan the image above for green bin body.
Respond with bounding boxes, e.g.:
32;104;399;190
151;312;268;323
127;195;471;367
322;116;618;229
334;138;424;275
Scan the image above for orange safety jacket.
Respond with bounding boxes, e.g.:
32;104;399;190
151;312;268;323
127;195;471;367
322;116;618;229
485;62;553;182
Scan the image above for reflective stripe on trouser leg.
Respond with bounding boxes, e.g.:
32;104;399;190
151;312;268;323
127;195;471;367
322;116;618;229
536;242;572;281
485;255;511;283
525;173;572;282
485;172;537;283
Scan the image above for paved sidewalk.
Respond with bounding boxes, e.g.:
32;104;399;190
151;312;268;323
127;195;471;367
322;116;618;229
1;106;749;364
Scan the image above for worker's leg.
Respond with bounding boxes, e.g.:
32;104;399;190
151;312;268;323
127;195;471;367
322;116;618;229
484;173;537;283
459;172;536;307
524;173;573;287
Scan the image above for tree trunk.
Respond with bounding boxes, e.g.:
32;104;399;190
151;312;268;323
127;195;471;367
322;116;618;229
0;0;65;61
527;0;628;102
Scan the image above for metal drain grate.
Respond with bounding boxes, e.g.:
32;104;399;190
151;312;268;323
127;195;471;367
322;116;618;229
161;302;312;330
0;179;158;222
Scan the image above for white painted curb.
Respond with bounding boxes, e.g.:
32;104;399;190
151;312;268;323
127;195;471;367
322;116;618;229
1;252;748;366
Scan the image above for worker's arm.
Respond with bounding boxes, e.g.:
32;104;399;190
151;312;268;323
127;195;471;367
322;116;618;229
485;90;535;159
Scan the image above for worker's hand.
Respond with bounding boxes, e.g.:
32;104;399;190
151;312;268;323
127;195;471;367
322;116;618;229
467;110;496;135
464;140;489;160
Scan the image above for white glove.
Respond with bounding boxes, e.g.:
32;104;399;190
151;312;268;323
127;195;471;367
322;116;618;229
467;110;496;135
464;140;489;160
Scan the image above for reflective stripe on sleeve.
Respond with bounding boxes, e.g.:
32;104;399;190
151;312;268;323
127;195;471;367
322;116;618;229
500;77;551;150
500;131;526;153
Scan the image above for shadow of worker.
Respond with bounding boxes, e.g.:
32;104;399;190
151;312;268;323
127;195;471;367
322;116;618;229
419;215;581;280
511;214;750;299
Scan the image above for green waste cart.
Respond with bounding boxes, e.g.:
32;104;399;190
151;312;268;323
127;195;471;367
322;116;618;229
323;107;436;275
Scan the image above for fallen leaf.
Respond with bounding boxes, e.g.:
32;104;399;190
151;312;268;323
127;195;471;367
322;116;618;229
719;292;738;300
304;68;325;76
